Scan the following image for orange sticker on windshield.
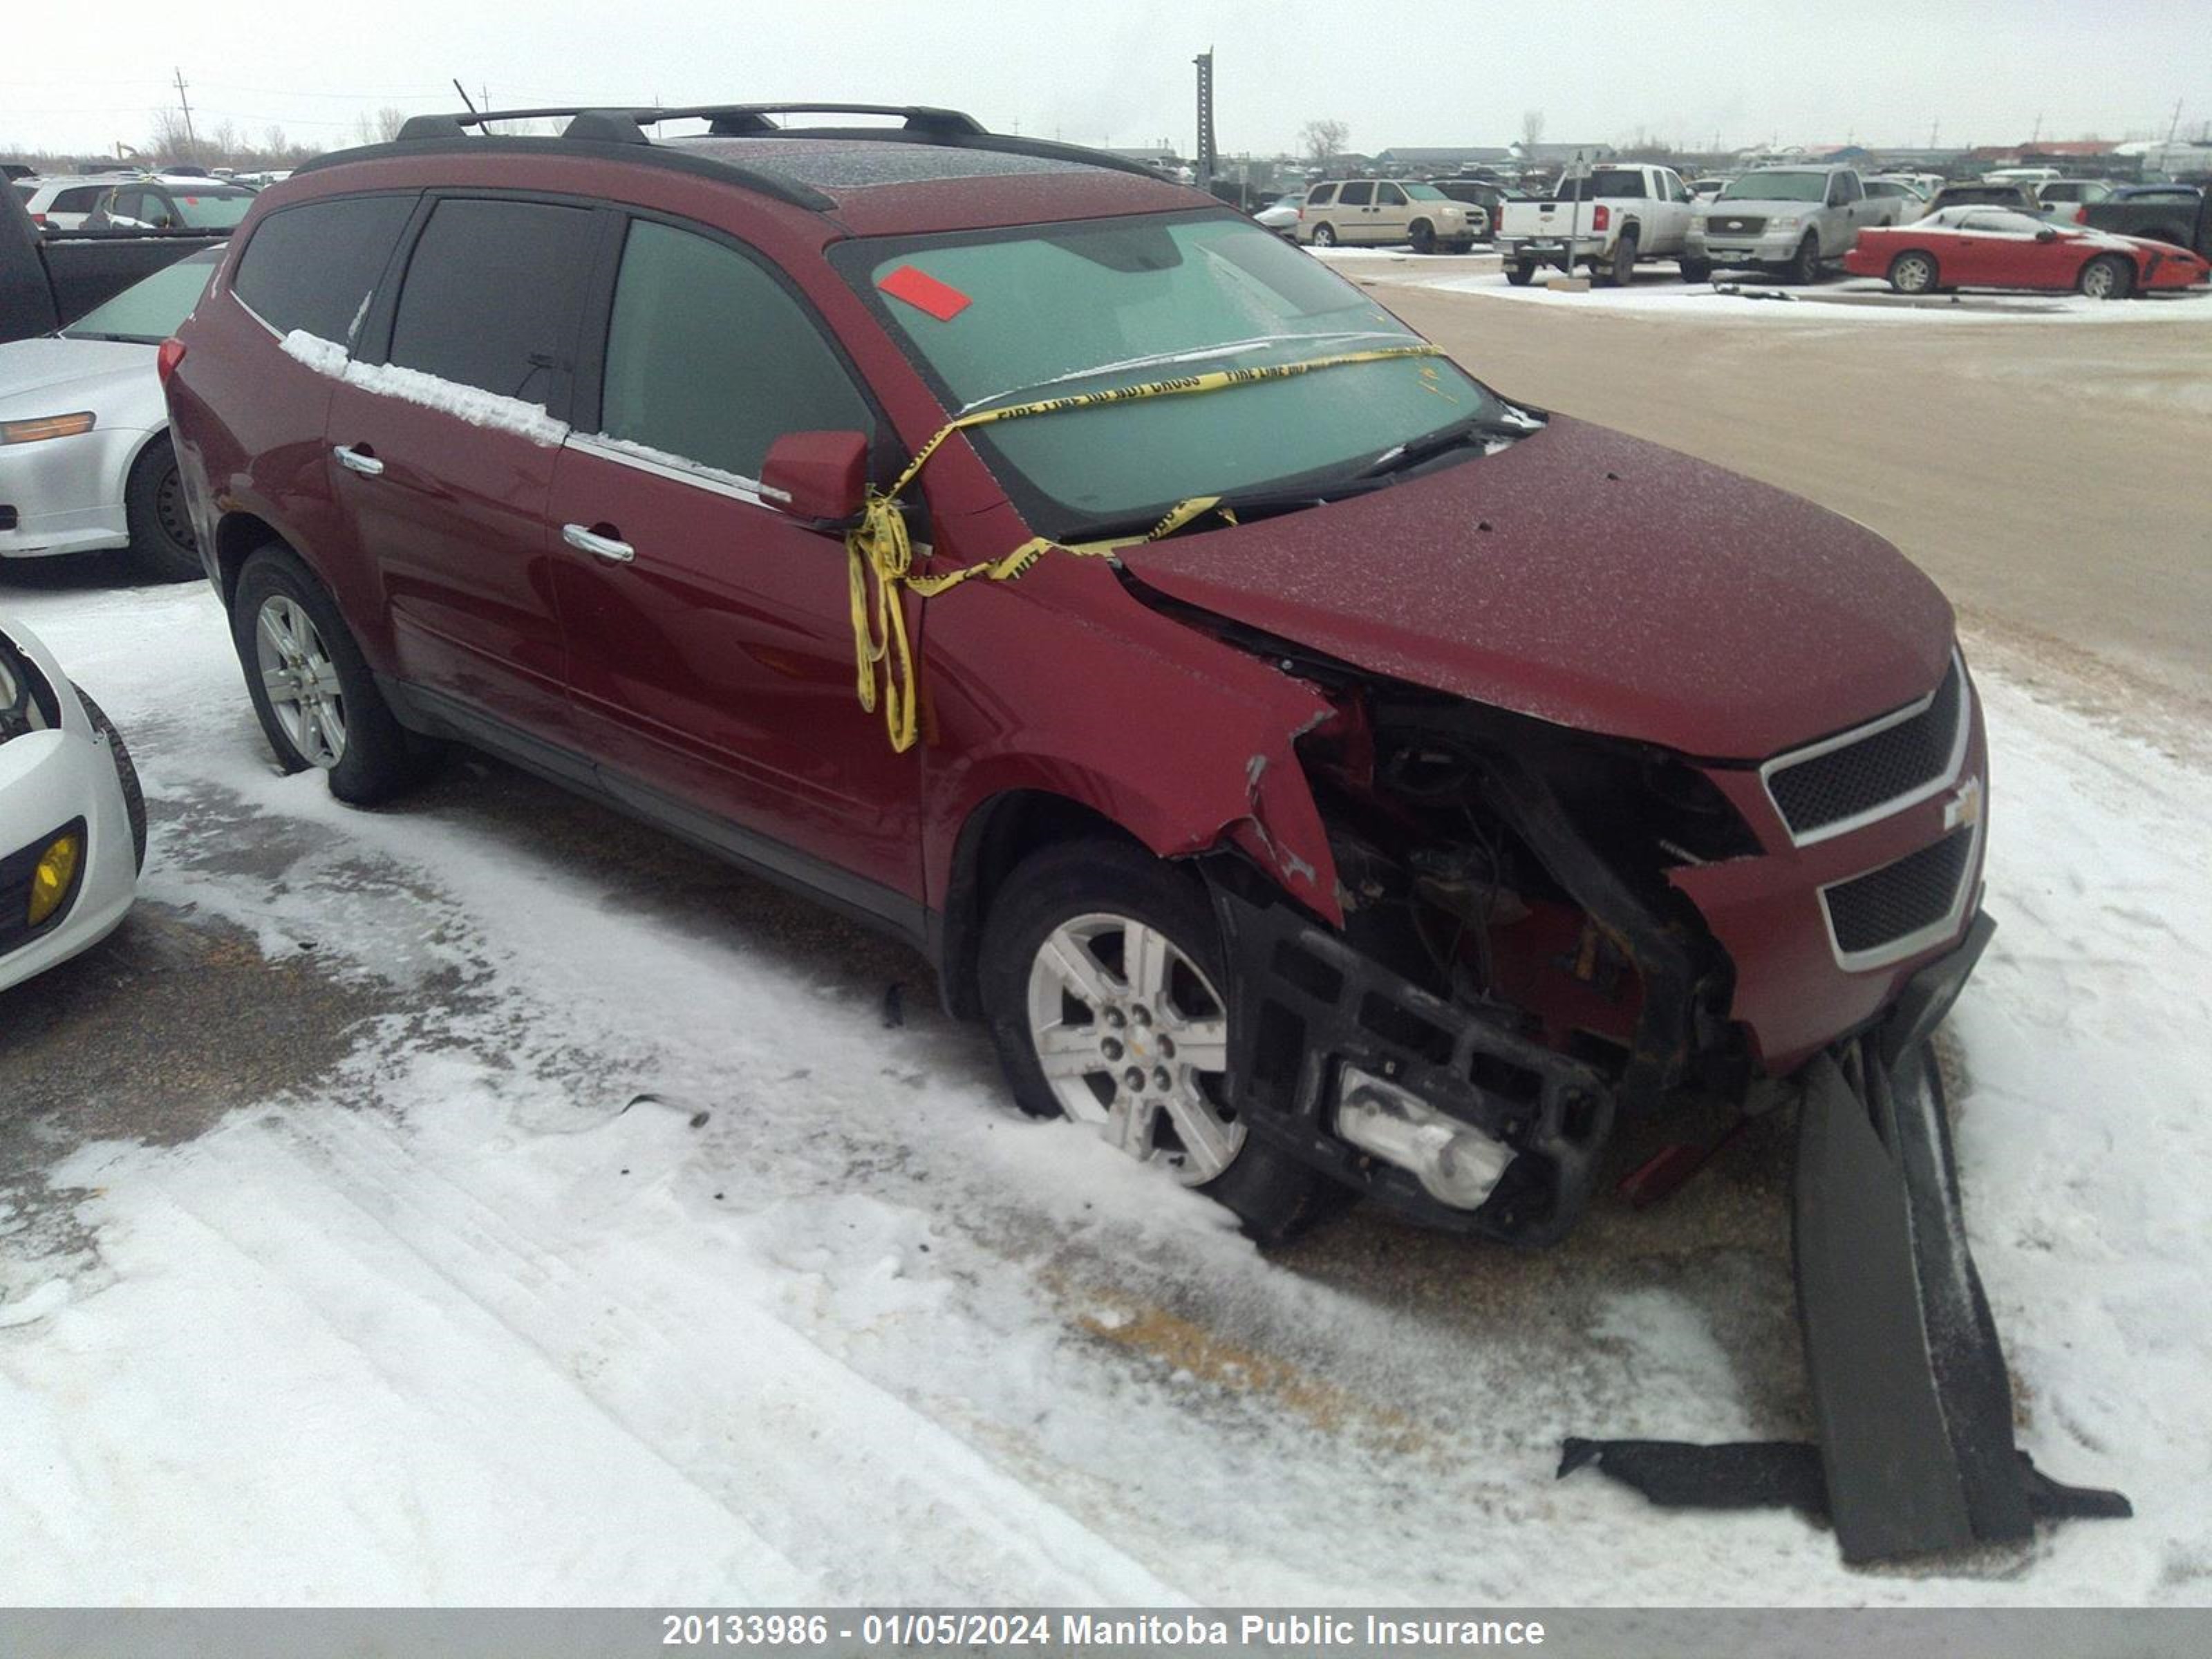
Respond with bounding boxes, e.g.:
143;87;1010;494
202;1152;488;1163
878;265;971;321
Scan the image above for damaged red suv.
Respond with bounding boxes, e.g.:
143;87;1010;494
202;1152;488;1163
165;104;1989;1247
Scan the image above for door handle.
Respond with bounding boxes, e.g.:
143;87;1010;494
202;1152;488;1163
333;444;384;477
563;523;635;563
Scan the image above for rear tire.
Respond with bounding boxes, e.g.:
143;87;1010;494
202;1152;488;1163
122;435;200;584
1505;261;1536;286
1601;229;1639;286
1888;250;1939;294
75;688;147;874
979;839;1349;1244
231;545;427;804
2078;253;2134;300
1309;223;1338;247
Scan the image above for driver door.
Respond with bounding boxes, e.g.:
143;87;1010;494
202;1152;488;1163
547;213;923;911
1371;182;1413;243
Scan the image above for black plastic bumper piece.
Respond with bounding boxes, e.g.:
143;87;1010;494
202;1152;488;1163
1206;879;1613;1244
1564;912;2131;1561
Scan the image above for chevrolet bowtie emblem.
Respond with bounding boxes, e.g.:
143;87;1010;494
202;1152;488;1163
1944;777;1983;832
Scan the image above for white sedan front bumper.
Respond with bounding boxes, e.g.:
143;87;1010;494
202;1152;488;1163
1;623;138;993
0;424;149;560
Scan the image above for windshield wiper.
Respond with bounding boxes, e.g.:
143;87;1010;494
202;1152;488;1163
1062;478;1396;547
1358;411;1544;479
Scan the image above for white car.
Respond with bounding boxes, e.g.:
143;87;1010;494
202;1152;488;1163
1255;191;1306;236
15;174;150;231
0;614;143;995
0;247;218;581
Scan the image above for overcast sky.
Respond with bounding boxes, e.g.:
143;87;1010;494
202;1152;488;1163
6;0;2207;161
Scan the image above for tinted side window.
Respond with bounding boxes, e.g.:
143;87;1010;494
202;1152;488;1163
55;187;102;212
1307;184;1337;207
597;220;873;480
389;198;597;403
232;194;415;344
1338;182;1374;206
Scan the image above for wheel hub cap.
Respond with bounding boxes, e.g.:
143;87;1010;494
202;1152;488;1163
254;595;348;770
1024;912;1244;1185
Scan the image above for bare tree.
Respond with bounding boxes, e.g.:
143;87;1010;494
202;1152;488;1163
1520;109;1546;153
375;106;409;142
1298;118;1349;169
148;106;195;163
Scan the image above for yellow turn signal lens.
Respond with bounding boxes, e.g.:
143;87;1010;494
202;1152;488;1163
27;831;82;928
0;411;96;445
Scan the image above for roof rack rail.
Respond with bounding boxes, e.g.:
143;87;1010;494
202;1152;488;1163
386;101;1172;183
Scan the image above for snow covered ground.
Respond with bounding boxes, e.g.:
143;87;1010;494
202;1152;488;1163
1;577;2206;1606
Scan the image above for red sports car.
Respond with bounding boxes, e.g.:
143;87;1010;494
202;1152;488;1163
1844;205;2211;298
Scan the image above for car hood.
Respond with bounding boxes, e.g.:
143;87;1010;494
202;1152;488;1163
0;336;157;417
1119;415;1956;760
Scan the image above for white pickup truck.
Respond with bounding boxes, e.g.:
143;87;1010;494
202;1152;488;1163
1494;163;1699;285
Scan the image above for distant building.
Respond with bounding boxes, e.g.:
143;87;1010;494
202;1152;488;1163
1374;145;1515;171
1512;141;1616;167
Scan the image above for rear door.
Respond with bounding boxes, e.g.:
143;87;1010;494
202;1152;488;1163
545;212;923;910
326;193;601;754
1371;182;1412;243
1335;181;1376;242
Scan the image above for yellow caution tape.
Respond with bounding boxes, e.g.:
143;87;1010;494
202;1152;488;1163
845;344;1447;751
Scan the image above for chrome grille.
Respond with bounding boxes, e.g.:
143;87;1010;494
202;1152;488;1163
1823;827;1975;959
1766;657;1966;843
1707;214;1765;235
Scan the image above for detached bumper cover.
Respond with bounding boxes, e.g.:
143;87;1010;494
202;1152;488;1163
1564;912;2131;1560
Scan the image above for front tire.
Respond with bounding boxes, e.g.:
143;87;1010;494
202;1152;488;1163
979;839;1346;1243
1787;233;1821;285
1409;219;1436;254
230;545;425;804
1888;250;1939;294
1678;256;1712;283
2078;253;2134;300
122;435;200;583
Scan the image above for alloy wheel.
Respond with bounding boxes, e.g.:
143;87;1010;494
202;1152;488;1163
254;595;348;769
1024;911;1243;1184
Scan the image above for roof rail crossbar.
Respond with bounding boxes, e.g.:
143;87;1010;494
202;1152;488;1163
388;102;988;138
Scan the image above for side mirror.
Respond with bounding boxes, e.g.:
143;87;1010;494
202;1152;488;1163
760;430;870;527
2036;228;2059;243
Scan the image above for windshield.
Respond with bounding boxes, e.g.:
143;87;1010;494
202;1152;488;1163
167;189;255;228
61;250;218;342
836;211;1502;534
1720;170;1828;203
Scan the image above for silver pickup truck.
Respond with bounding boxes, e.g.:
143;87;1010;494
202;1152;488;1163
1683;165;1879;284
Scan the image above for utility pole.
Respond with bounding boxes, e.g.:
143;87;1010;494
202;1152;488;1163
2166;97;2184;144
173;66;199;164
1929;118;1939;149
1192;48;1217;196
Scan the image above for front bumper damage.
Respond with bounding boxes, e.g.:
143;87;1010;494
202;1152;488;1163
1571;914;2128;1558
1209;866;2128;1559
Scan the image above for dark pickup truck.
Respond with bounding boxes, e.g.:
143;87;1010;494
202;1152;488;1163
2074;185;2211;256
1;182;229;344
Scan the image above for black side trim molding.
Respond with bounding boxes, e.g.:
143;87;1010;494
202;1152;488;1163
377;675;929;951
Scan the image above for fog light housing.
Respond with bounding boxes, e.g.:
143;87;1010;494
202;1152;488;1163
27;830;82;928
1336;1065;1513;1210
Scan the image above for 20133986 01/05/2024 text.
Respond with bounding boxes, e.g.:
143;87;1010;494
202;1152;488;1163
654;1611;1549;1647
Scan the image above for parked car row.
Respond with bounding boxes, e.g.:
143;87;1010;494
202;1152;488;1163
10;171;260;232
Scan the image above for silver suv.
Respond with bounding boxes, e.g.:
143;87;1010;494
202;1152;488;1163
1684;165;1875;283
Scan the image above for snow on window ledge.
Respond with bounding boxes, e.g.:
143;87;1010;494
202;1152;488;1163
279;331;571;449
